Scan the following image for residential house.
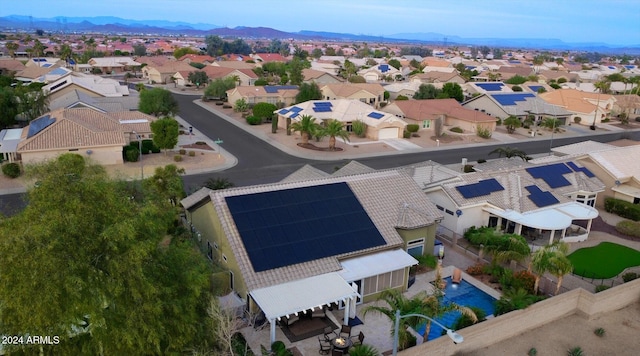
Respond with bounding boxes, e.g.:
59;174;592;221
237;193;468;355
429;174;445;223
310;61;340;75
494;65;534;81
15;108;155;165
383;81;422;100
301;68;343;85
612;94;640;119
142;61;193;84
320;83;385;108
48;89;140;112
210;60;256;70
180;169;443;344
85;57;140;74
538;89;615;125
24;57;64;68
14;65;62;84
425;161;604;244
200;66;258;86
178;54;216;65
275;99;407;140
383;99;496;134
357;63;401;82
251;53;287;65
0;58;26;76
409;71;466;87
226;85;298;106
462;92;572;124
42;72;131;103
537;69;579;84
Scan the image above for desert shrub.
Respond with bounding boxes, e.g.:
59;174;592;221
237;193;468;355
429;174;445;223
567;347;583;356
141;139;159;154
179;149;186;155
477;158;487;163
528;348;538;356
450;127;463;133
594;327;606;337
188;151;195;157
496;118;502;126
403;131;411;139
622;272;639;282
379;102;387;108
406;124;419;133
512;85;523;92
215;101;223;106
396;95;409;100
124;147;140;162
352;120;368;138
2;162;21;178
616;220;640;237
595;284;610;293
512;270;536;294
574;116;582;124
415;254;437;269
605;197;640;221
195;141;206;145
463;164;474;173
558;77;568;83
550;83;561;89
174;155;183;162
602;118;610;123
476;126;492;139
246;115;262;125
466;263;486;276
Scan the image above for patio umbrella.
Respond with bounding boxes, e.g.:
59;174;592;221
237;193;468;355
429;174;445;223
349;282;358;319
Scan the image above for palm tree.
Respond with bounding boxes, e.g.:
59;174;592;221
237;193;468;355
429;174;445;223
483;234;531;268
548;253;573;295
489;146;528;161
203;177;234;190
502;115;521;134
494;287;539;315
289;114;320;144
348;344;380;356
319;119;350;150
4;42;19;58
529;241;569;294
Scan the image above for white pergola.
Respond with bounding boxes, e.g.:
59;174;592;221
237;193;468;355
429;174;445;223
250;272;360;345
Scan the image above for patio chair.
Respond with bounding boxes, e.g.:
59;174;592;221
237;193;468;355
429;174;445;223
318;336;331;355
323;326;337;341
339;324;351;338
350;331;365;346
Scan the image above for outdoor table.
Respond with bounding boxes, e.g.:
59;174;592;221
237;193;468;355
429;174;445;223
331;336;352;352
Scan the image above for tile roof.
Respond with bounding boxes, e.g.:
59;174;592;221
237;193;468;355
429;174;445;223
539;89;614;114
278;99;404;128
331;161;376;177
49;89;139;112
589;145;640;181
387;99;496;123
393;160;461;189
17;108;154;153
192;170;441;290
279;164;329;183
321;83;385;97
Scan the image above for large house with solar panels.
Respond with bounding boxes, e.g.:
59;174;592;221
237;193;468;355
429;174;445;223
226;85;299;106
13;108;155;165
424;161;604;245
357;63;401;82
181;169;443;345
462;92;572;124
275;99;407;140
538;89;615;125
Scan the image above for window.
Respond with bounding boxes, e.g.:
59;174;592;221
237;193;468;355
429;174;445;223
213;242;218;250
576;193;596;207
363;276;377;295
207;242;213;260
436;205;445;211
407;238;425;257
229;271;234;290
345;122;353;132
391;269;404;288
445;209;454;216
422;120;431;129
222;254;228;263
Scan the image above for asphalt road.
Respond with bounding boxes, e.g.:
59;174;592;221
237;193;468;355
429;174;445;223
2;93;640;216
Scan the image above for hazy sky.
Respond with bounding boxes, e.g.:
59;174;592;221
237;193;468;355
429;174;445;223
3;0;639;46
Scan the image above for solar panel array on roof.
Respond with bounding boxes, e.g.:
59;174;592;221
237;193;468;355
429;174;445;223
289;106;303;113
491;93;536;106
264;85;299;93
608;66;616;70
278;109;289;115
624;65;635;69
27;115;56;138
379;64;390;73
456;178;505;199
367;112;384;119
566;161;595;178
508;60;521;64
529;85;543;92
476;83;505;91
465;66;476;70
312;101;333;113
225;182;387;272
290;113;299;119
526;163;573;188
525;185;560;208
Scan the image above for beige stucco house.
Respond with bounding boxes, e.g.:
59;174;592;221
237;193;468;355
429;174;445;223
142;61;193;84
320;83;385;109
301;68;343;85
539;89;615;125
226;85;299;106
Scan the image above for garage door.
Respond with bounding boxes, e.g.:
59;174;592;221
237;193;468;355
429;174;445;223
378;127;399;139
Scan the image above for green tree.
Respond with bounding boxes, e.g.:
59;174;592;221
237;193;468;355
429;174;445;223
15;84;50;122
138;87;179;117
204;77;236;100
4;41;19;58
132;44;147;57
0;86;19;128
505;75;527;85
59;43;73;66
494;288;539;315
188;71;209;88
203;177;234;190
289;114;320;144
541;117;561;131
530;242;571;295
252;102;277;122
233;98;248;113
150;117;180;155
441;82;464;102
319;119;350;150
0;154;212;354
388;59;401;70
173;47;200;59
503;115;522;134
143;164;186;206
295;82;322;103
414;84;441;99
287;57;306;85
489;146;529;161
311;48;323;59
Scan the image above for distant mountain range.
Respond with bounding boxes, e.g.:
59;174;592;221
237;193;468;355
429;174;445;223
1;15;639;54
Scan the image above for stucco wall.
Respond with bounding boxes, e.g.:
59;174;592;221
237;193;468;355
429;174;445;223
21;146;123;166
399;278;640;355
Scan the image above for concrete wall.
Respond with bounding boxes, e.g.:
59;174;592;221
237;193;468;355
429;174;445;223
399;278;640;355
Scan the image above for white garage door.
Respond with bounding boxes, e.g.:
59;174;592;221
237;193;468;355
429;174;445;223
378;128;399;139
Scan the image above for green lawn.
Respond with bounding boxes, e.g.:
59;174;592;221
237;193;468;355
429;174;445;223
568;242;640;279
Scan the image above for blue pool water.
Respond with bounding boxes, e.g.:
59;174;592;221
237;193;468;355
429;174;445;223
415;277;497;341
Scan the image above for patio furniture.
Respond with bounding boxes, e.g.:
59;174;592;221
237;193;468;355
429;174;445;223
350;331;365;346
318;336;331;355
339;324;351;338
330;336;352;353
323;326;337;341
312;306;326;319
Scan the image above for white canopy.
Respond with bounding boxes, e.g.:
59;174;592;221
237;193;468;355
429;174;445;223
484;202;597;231
250;272;359;321
338;248;418;282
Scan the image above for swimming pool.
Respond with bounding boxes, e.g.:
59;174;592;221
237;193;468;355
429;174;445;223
415;277;497;341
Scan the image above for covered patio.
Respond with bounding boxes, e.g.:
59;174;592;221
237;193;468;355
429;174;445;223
249;272;360;345
484;202;599;247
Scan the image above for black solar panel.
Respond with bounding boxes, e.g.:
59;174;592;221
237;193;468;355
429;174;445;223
525;185;560;207
225;183;386;272
456;178;505;199
526;164;573;188
566;161;595;178
27;115;56;138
